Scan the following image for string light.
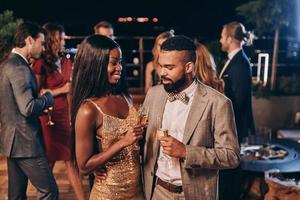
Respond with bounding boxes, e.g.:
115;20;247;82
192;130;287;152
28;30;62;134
117;17;158;23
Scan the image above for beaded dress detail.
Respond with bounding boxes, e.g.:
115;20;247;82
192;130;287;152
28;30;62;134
87;99;144;200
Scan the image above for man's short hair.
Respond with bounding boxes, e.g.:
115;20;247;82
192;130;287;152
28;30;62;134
14;22;43;48
94;21;113;34
161;35;196;62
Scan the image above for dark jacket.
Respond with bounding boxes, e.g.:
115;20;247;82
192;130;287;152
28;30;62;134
0;53;53;157
221;49;255;142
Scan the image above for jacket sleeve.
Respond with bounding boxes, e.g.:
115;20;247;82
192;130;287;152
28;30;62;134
142;87;153;109
7;64;53;117
184;99;240;170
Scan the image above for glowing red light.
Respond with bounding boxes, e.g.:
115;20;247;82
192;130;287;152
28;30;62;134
118;17;127;22
152;18;158;23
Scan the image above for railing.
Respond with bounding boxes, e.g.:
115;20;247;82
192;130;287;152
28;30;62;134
65;35;300;95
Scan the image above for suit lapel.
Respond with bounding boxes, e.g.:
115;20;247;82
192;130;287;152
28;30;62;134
152;89;168;154
182;82;208;144
219;59;230;79
220;49;244;79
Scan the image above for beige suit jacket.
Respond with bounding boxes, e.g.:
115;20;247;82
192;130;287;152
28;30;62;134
142;81;240;200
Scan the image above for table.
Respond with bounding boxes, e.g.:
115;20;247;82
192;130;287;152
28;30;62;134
240;139;300;199
241;139;300;172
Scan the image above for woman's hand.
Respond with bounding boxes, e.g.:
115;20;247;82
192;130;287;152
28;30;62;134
61;82;71;94
93;167;107;180
121;125;144;147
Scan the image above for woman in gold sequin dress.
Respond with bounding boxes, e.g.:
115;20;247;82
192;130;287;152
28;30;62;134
71;35;145;200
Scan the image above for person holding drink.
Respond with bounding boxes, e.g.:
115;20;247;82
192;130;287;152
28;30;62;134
0;22;58;200
142;35;240;200
71;35;145;200
32;23;85;199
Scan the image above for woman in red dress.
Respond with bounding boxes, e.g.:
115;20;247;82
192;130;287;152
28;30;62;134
32;23;85;200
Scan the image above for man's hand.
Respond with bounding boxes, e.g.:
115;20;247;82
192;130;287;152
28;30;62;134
40;88;53;96
159;135;186;158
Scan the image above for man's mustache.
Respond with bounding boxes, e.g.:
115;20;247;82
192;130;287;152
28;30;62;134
161;76;173;82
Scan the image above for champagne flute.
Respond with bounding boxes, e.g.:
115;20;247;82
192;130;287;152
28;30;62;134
133;105;149;151
156;117;173;171
138;106;149;127
46;107;55;126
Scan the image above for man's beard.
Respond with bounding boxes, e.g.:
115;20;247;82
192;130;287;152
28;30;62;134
162;74;187;93
221;43;228;52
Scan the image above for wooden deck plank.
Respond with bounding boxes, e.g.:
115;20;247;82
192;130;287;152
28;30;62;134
0;156;90;200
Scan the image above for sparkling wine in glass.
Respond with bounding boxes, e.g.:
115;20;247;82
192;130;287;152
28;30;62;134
138;106;149;127
133;106;148;151
157;128;168;140
156;126;173;169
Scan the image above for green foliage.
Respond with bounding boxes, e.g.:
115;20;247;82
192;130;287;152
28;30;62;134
236;0;296;35
0;10;23;62
252;80;271;98
236;0;298;96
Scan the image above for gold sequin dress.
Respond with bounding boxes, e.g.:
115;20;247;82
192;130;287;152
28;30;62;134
88;99;144;200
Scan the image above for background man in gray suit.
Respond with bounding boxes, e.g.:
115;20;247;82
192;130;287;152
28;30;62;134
142;35;240;200
0;22;58;200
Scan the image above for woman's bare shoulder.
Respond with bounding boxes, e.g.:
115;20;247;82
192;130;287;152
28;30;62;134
77;100;101;121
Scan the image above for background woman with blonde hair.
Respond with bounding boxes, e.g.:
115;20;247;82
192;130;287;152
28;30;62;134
144;31;174;93
194;42;223;93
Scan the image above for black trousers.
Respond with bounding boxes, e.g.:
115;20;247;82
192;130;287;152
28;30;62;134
219;166;242;200
7;156;58;200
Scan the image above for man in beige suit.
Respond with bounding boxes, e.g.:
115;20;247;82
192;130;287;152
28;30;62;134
142;35;240;200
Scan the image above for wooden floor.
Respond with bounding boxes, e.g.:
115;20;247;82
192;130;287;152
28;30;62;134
0;155;264;200
0;156;90;200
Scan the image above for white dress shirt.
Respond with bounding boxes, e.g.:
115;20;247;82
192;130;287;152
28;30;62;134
219;48;241;79
156;80;197;185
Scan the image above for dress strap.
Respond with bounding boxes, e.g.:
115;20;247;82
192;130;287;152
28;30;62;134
122;94;132;106
85;99;104;115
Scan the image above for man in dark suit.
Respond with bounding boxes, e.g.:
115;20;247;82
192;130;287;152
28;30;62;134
219;21;256;200
0;22;58;200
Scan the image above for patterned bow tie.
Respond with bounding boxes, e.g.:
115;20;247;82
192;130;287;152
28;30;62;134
167;92;189;104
